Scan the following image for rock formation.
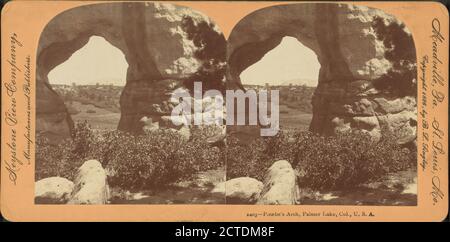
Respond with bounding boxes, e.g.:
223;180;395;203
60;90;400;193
36;2;226;138
257;160;299;205
212;177;263;204
227;3;417;141
35;177;74;203
37;2;416;143
68;160;110;204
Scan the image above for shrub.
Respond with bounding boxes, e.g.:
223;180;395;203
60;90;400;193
35;136;77;181
36;121;223;190
372;16;416;96
225;131;297;181
226;130;415;190
102;128;222;189
292;130;415;190
36;120;415;191
35;121;98;181
181;15;226;92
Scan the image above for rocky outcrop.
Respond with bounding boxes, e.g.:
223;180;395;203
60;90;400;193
257;160;298;205
212;177;263;204
227;3;416;142
37;3;416;143
68;160;110;204
36;2;226;137
35;177;74;203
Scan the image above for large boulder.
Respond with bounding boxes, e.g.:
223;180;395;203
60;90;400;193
35;177;74;204
257;160;299;205
68;160;110;204
212;177;263;204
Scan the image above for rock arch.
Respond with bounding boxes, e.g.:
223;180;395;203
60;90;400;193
36;2;226;139
37;2;417;143
227;3;417;141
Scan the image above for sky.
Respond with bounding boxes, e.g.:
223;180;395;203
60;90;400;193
48;36;129;86
239;36;320;87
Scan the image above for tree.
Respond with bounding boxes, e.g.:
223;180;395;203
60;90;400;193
181;16;226;93
372;17;417;97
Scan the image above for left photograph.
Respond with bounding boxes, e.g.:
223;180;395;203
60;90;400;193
35;2;227;204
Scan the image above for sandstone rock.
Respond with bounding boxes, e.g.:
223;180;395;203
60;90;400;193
352;116;379;130
228;4;412;85
140;116;160;132
373;96;416;114
35;177;74;204
380;110;417;144
161;115;182;129
331;117;351;133
68;160;110;204
212;177;263;204
178;126;191;141
352;98;376;116
347;80;373;95
257;160;299;205
227;3;416;141
37;2;417;145
36;2;225;137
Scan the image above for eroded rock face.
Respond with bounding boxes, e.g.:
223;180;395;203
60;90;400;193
36;2;225;137
212;177;263;204
68;160;109;204
37;3;416;143
257;160;298;205
227;3;417;141
35;177;74;204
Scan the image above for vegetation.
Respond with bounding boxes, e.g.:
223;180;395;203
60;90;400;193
226;129;416;190
52;84;122;113
242;84;315;114
36;122;223;190
279;85;315;113
37;121;415;191
181;15;226;92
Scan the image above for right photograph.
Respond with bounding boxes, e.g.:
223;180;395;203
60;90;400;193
225;3;417;205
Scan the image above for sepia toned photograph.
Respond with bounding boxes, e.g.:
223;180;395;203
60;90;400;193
34;2;417;206
35;2;228;204
224;3;418;205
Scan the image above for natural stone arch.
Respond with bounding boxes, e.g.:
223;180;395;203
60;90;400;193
227;3;417;141
36;2;226;139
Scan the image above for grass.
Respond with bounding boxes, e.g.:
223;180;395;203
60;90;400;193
278;104;312;131
66;101;121;130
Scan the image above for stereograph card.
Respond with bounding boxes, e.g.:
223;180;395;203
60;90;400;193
1;0;448;222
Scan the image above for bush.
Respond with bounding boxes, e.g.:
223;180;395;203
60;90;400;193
35;121;223;190
226;130;415;190
292;130;415;190
36;120;415;191
372;16;416;96
225;131;297;181
35;136;77;181
35;121;98;181
102;128;222;189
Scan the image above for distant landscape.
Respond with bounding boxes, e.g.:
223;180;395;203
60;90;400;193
52;83;316;131
280;78;318;87
52;84;123;130
243;83;316;131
